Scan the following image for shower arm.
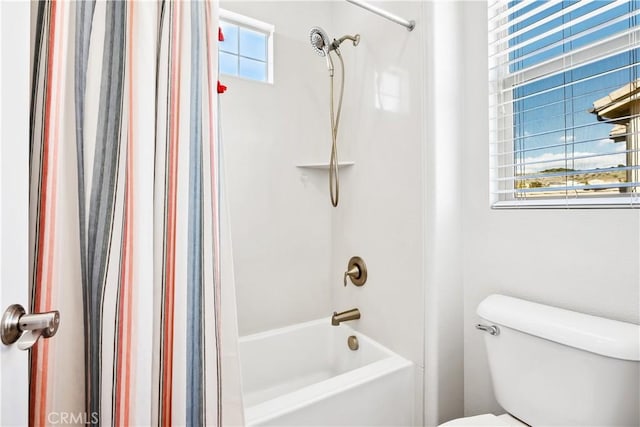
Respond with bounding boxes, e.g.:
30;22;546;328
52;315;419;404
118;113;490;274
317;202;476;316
332;34;360;51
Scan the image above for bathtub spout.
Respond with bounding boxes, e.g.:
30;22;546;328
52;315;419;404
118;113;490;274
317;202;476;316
331;308;361;326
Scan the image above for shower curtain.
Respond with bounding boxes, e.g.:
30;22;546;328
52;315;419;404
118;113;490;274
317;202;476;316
28;1;243;425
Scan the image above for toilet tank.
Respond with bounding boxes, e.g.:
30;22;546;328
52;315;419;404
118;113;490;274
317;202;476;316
477;294;640;426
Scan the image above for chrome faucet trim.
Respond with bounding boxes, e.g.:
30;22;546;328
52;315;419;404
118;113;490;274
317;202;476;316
331;308;361;326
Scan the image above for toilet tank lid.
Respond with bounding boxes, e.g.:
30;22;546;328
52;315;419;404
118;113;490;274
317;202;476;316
477;294;640;361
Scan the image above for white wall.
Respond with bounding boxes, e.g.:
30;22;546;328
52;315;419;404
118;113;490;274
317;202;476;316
329;2;427;424
220;1;334;335
459;1;640;418
423;2;465;425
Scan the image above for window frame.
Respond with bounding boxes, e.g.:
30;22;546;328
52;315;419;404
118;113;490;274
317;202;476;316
489;1;640;209
219;9;274;84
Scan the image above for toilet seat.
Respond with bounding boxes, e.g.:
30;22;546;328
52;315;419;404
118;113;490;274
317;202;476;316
439;413;528;427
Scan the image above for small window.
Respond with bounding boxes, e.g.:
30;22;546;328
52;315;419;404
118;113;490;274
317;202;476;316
219;9;274;83
489;1;640;208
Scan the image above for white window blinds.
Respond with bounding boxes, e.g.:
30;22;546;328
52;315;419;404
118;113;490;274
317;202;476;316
489;0;640;208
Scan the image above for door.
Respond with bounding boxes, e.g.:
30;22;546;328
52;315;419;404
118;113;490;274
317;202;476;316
0;1;32;425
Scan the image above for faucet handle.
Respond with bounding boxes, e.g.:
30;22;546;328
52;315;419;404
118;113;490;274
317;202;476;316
344;266;360;287
343;256;367;287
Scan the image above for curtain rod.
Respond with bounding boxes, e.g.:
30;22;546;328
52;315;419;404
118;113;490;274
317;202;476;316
345;0;415;31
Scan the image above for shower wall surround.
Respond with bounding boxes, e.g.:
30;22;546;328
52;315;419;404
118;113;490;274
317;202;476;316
221;1;334;334
221;1;428;425
329;1;426;424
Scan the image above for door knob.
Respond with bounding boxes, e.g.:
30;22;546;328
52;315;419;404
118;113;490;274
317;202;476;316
1;304;59;350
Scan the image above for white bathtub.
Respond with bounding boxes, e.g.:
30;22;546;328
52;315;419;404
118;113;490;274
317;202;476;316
239;318;414;426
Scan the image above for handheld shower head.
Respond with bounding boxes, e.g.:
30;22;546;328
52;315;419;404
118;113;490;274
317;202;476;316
310;27;334;75
310;27;330;56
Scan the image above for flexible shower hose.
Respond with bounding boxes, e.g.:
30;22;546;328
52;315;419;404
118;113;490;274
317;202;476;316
329;51;345;207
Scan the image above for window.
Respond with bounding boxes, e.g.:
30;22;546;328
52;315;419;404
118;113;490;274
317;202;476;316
219;9;274;83
489;1;640;208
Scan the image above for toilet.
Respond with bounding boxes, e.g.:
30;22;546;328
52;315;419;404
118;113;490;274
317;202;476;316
441;294;640;426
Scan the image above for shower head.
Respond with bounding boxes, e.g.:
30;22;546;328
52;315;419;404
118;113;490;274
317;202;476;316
310;27;331;57
310;27;334;75
310;27;361;56
310;27;360;77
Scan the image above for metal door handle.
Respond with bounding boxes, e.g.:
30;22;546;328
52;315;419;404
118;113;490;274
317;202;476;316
1;304;60;350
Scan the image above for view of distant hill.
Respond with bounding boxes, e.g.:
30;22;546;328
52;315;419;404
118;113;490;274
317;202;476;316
516;167;627;195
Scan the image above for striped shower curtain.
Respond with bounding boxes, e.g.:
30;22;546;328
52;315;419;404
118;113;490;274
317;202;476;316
28;1;243;425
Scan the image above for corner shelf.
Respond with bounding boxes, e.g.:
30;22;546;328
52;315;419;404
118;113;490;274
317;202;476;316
295;161;355;170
